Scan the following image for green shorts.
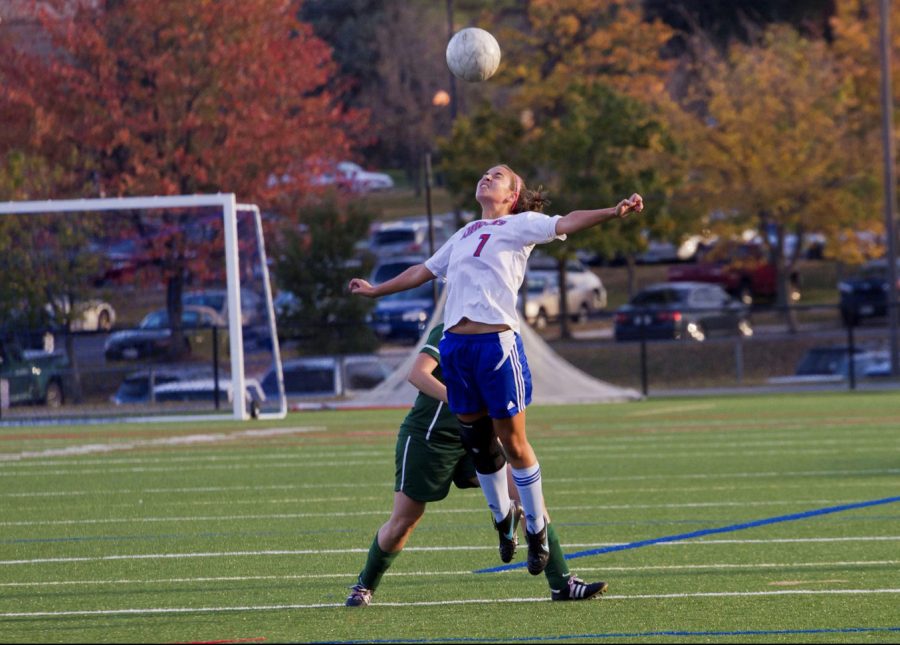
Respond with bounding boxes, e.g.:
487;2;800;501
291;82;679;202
394;424;478;503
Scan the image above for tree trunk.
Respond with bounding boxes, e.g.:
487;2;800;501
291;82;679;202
167;272;186;360
626;255;637;299
63;326;83;404
773;224;798;333
557;257;571;339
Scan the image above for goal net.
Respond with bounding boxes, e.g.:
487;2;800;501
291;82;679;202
0;194;285;423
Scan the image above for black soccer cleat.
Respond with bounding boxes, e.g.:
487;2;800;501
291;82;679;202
345;583;373;607
551;575;609;601
493;501;524;563
525;518;550;575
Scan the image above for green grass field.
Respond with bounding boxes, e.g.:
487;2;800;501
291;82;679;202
1;392;898;643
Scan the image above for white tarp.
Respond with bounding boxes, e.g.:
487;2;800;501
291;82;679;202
342;291;641;408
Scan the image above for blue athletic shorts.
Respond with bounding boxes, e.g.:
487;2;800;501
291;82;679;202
438;330;532;419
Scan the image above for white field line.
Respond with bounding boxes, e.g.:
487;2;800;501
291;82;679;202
626;403;718;416
4;435;898;468
10;426;888;457
0;498;880;527
3;467;898;498
1;560;896;588
2;589;900;617
3;537;899;566
0;427;326;462
1;447;895;476
87;483;886;509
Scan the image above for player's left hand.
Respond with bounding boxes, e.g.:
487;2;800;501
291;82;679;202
616;193;643;219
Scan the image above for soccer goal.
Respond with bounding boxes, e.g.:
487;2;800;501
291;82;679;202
0;194;286;423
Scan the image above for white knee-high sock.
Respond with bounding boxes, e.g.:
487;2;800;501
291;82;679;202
511;462;547;533
477;465;511;524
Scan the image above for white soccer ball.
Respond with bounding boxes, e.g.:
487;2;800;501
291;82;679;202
446;27;501;82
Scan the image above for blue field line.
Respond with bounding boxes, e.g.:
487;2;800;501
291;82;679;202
314;626;900;644
475;495;900;574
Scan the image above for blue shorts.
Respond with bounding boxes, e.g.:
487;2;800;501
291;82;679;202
438;330;532;419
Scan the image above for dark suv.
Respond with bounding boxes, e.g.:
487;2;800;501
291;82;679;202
838;259;900;326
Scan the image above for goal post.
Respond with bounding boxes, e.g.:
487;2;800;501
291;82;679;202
0;193;286;423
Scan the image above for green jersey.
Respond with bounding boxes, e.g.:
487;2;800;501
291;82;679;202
399;323;460;441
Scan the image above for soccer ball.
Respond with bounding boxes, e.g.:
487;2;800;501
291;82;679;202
446;27;501;82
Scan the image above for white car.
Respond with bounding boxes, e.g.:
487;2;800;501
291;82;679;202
152;377;266;417
313;161;394;193
527;254;607;311
367;220;451;258
518;270;605;330
183;288;263;326
46;297;116;331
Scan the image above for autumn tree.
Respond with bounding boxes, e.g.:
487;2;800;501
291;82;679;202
829;0;900;265
0;0;364;358
679;25;872;329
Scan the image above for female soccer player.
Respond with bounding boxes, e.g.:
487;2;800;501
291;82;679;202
345;323;608;607
349;164;642;577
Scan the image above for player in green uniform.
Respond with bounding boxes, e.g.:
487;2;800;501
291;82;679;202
345;323;607;606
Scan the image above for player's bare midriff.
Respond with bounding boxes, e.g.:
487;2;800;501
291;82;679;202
447;318;511;334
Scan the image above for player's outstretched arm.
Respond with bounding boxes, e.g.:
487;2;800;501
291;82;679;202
555;193;644;236
349;263;436;298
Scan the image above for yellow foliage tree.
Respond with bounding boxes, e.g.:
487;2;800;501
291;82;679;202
829;0;900;264
679;25;874;325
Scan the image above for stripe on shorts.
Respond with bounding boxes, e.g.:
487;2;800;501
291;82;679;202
511;340;525;410
399;436;412;491
425;401;443;441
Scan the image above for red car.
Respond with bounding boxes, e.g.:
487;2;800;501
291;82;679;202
667;241;798;305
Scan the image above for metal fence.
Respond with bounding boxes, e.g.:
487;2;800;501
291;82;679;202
1;301;898;424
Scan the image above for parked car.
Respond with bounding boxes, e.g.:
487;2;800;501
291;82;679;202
614;282;753;342
92;237;158;286
369;255;427;284
152;377;265;416
667;240;799;305
838;258;900;326
104;305;226;361
364;256;441;343
183;288;263;327
368;281;441;343
312;161;394;192
110;366;214;404
768;346;890;384
367;220;450;259
260;354;392;399
518;272;598;329
0;338;68;407
795;346;888;379
527;253;607;311
46;297;116;332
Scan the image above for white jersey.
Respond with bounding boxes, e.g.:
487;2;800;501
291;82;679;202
425;211;566;333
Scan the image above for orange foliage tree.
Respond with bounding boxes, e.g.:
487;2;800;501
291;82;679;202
0;0;361;200
0;0;366;357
